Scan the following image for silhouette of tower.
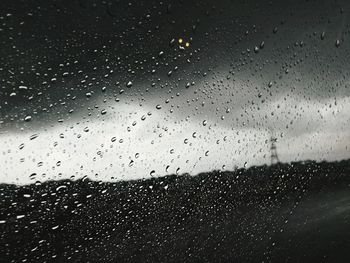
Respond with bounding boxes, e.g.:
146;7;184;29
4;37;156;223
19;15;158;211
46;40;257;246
270;136;280;165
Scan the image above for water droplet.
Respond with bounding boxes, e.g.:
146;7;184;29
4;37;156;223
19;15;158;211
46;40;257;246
260;41;265;49
126;81;133;88
30;134;38;140
335;39;340;47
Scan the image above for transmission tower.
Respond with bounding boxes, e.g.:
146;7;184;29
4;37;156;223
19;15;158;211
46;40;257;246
270;136;280;165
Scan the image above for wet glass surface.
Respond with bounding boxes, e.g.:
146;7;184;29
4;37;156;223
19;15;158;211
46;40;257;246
1;0;350;262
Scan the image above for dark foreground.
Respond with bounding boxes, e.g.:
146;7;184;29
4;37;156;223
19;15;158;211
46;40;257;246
1;160;350;263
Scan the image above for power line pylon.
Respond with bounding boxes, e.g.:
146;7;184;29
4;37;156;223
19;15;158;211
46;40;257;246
270;136;280;165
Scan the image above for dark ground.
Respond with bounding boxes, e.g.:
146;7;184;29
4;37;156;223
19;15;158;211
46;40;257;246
1;160;350;263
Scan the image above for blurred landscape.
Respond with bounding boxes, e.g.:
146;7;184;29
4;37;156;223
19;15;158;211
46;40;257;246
1;160;350;262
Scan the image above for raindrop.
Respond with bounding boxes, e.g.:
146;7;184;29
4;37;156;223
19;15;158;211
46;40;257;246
30;134;38;140
260;41;265;49
126;81;133;88
335;39;340;47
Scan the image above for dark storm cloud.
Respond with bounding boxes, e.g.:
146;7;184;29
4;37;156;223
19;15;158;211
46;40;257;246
1;0;350;131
